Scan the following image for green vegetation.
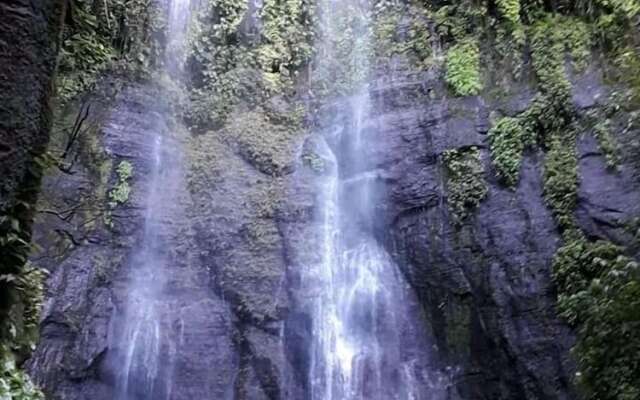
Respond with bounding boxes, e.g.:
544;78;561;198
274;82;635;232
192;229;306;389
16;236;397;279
593;120;619;168
449;3;640;395
525;11;639;400
108;160;133;207
188;0;314;126
0;345;44;400
0;264;45;353
601;0;640;17
486;16;577;189
221;106;305;176
432;2;486;42
301;151;326;173
1;0;637;398
57;0;164;102
496;0;521;25
554;238;640;400
563;20;592;72
443;147;488;223
543;136;579;230
0;203;46;397
373;3;433;69
488;117;533;186
530;18;581;231
311;1;373;97
443;300;472;359
527;17;575;136
0;262;45;399
444;40;482;96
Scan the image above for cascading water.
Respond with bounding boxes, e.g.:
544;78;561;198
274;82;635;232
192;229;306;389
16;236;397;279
109;1;193;399
306;0;450;399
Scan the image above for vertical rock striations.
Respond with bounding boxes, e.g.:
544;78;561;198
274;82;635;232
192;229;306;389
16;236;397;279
24;0;640;399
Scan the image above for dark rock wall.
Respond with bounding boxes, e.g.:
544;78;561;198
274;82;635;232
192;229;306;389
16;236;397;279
0;0;67;325
370;71;576;399
370;66;640;399
28;78;303;399
27;34;640;400
0;0;66;212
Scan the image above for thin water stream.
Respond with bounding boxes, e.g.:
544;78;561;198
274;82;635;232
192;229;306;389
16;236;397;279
306;0;447;399
110;1;193;399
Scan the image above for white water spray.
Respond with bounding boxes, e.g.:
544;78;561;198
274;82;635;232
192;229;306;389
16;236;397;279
112;1;193;399
306;0;449;399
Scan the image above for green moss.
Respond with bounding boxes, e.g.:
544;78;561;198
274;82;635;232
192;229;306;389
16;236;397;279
593;120;619;168
108;160;133;207
511;12;640;399
188;0;314;125
488;116;534;186
496;0;521;25
543;136;579;231
372;4;433;69
445;40;482;97
443;147;488;224
221;106;304;176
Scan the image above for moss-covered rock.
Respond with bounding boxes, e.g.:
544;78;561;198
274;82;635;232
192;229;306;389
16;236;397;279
445;40;483;97
221;106;305;176
488;116;533;186
443;146;488;224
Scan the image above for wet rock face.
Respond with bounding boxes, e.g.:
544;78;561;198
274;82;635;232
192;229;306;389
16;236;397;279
365;78;575;399
27;81;238;400
365;67;640;399
28;72;312;398
29;70;640;400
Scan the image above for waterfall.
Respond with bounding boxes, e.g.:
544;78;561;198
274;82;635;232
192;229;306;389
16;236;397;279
166;0;193;77
306;0;449;398
110;1;193;399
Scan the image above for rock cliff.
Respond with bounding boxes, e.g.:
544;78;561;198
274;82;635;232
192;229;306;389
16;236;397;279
25;1;640;399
